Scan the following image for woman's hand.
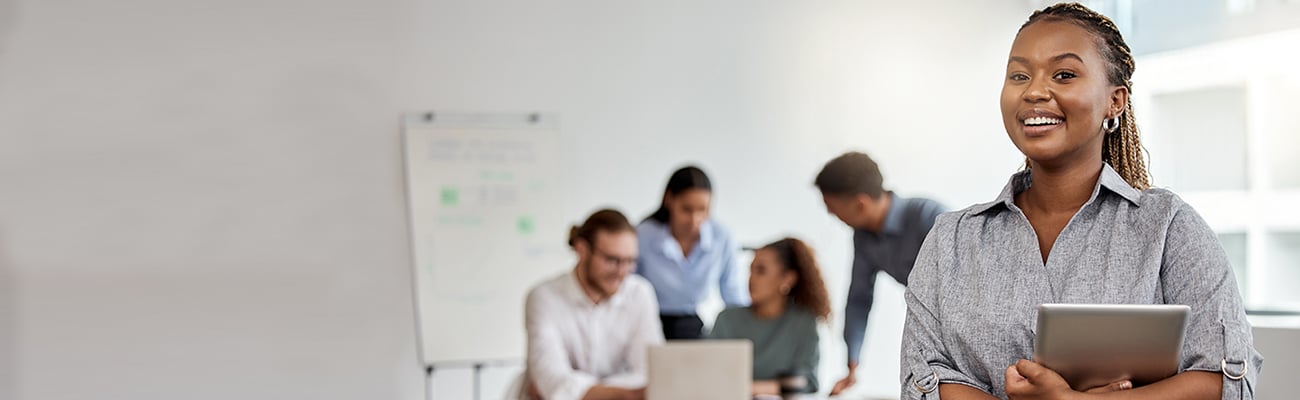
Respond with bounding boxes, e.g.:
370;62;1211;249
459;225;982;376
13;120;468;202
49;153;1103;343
1083;379;1132;393
1004;359;1077;400
751;380;782;396
1004;359;1134;400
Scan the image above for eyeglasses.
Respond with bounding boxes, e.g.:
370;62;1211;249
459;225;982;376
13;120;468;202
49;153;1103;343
592;248;637;270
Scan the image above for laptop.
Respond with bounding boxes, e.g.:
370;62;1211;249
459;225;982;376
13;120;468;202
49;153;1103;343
1034;303;1189;391
646;340;751;400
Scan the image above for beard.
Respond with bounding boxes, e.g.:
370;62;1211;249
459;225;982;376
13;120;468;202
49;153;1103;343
580;261;620;298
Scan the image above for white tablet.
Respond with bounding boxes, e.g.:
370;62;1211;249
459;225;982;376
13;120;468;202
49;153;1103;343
1034;303;1189;391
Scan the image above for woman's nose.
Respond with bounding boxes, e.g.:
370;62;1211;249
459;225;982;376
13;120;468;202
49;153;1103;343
1023;78;1051;102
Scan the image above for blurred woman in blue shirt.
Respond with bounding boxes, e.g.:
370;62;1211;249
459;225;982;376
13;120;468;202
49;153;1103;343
636;165;749;339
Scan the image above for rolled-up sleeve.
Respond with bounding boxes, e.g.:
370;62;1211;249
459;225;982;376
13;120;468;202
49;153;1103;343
1160;205;1264;399
900;213;988;399
525;290;597;400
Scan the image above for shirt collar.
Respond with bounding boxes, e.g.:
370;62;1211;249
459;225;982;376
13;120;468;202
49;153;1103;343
1098;163;1143;204
971;163;1141;216
855;192;904;237
654;219;715;256
698;220;716;250
880;192;905;235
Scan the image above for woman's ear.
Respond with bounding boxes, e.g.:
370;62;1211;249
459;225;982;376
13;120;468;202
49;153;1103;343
782;270;799;292
1109;86;1130;118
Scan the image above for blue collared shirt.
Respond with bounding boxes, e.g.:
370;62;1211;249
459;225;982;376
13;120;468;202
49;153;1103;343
845;193;946;364
635;219;749;315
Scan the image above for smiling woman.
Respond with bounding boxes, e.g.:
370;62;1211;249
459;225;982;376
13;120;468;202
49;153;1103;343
1001;6;1149;192
899;3;1263;400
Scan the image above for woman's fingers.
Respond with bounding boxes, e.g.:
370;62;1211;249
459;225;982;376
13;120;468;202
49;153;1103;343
1014;359;1049;383
1084;379;1133;393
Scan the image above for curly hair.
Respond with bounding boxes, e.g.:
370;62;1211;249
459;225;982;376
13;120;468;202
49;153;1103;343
764;238;831;322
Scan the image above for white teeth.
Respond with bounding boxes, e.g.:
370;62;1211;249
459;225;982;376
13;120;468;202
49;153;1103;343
1023;116;1063;126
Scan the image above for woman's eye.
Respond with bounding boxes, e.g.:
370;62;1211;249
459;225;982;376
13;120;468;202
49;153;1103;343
1054;71;1077;80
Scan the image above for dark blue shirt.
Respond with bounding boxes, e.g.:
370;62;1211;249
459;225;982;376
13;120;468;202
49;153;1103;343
844;193;946;364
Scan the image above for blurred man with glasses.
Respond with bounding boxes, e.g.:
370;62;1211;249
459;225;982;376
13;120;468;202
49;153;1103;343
523;209;665;400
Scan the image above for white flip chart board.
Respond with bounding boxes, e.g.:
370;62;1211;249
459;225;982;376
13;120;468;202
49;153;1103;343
402;112;569;365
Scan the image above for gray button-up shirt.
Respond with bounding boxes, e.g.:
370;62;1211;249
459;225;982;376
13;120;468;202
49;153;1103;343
900;164;1263;399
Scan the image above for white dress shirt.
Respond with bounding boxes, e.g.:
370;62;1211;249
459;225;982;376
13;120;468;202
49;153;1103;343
524;270;664;400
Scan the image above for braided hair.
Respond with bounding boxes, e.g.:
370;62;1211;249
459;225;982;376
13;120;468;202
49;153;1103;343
1019;2;1151;190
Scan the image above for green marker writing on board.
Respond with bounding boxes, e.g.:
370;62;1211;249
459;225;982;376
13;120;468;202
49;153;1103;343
440;187;459;206
517;216;535;235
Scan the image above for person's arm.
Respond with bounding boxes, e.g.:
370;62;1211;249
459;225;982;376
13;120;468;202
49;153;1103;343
602;280;666;388
831;247;877;395
580;386;644;400
525;290;600;400
717;231;750;307
940;383;1000;400
1157;205;1261;399
1004;359;1219;400
900;214;993;400
790;315;821;393
1075;372;1220;399
625;281;666;375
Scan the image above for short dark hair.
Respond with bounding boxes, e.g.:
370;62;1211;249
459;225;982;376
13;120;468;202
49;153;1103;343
814;152;884;198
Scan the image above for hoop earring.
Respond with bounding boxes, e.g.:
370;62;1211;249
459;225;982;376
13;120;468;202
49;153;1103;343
1102;116;1120;133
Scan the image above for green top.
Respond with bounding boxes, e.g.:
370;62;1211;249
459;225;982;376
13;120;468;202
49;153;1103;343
709;304;820;393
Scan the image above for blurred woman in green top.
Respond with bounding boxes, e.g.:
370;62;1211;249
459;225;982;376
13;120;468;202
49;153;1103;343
710;237;830;396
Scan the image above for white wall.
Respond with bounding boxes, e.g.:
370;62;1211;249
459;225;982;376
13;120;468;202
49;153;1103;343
0;1;1033;399
0;0;422;399
1134;28;1300;310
